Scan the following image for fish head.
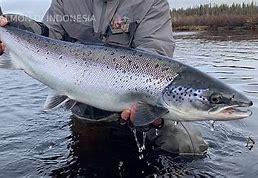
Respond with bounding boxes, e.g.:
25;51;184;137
161;67;253;121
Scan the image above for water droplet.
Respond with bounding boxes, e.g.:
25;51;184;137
132;129;142;153
142;132;146;150
155;129;159;136
139;154;144;160
174;121;178;126
210;121;216;131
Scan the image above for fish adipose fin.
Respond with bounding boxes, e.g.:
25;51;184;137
132;101;169;126
44;93;69;111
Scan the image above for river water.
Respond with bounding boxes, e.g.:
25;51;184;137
0;32;257;178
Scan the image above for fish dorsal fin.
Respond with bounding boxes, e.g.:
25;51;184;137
64;99;77;110
43;93;69;111
132;101;169;126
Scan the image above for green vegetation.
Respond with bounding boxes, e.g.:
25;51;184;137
171;2;258;31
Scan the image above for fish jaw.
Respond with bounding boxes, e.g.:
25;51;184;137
207;105;252;121
161;103;253;122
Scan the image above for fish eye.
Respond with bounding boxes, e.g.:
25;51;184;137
210;93;223;104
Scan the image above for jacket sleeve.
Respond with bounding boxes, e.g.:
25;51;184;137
133;0;175;57
42;0;65;40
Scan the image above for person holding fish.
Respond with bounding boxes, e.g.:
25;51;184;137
0;0;209;155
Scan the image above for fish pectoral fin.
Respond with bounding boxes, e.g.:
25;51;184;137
64;99;77;110
132;101;169;127
43;93;69;111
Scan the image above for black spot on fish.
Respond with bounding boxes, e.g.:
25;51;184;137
111;52;115;55
88;51;93;56
128;60;132;65
59;55;63;59
155;64;159;68
113;58;116;62
194;93;197;96
120;55;126;59
139;54;143;57
162;67;169;72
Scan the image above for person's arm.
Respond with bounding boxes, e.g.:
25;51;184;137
134;0;175;58
0;14;50;55
0;0;65;54
42;0;65;40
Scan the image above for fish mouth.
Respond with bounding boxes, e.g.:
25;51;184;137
208;105;252;120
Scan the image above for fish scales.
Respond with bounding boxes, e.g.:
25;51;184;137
1;26;180;110
0;26;253;124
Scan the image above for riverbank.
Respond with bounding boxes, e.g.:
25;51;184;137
171;3;258;32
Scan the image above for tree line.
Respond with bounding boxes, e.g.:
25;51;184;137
171;2;258;31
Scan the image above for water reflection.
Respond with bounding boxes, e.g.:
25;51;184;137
49;116;158;177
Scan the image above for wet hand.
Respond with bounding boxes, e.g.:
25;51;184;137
0;16;8;55
121;109;163;128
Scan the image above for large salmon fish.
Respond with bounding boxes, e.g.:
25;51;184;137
0;26;253;126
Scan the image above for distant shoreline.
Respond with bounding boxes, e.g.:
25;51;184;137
173;25;258;32
171;3;258;33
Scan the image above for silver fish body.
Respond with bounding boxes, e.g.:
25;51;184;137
0;26;253;125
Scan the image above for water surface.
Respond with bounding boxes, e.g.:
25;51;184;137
0;32;257;177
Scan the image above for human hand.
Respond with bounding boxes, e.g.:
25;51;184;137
0;16;8;55
121;109;163;128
